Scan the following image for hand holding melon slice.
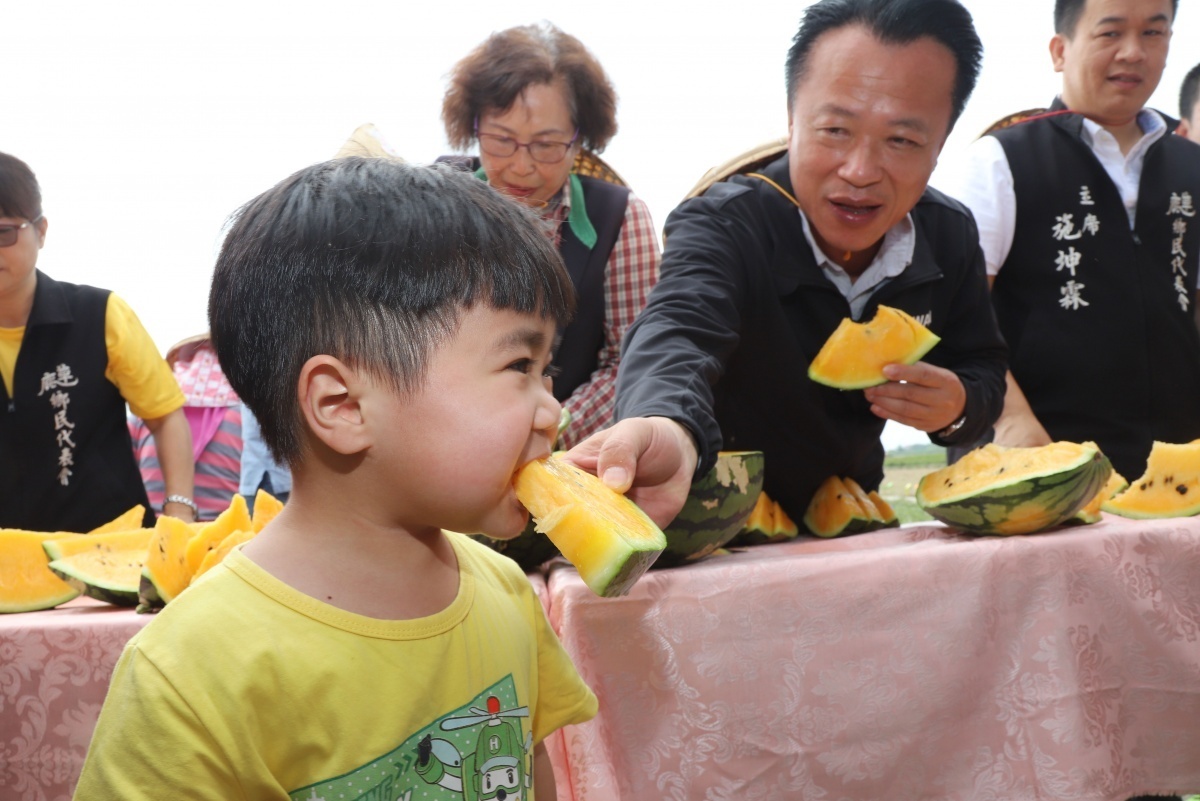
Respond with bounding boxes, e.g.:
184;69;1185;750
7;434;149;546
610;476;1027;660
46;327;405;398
514;455;665;597
809;305;940;389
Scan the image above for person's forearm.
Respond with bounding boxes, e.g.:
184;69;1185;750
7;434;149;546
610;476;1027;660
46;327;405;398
532;742;557;801
144;408;196;520
993;371;1052;447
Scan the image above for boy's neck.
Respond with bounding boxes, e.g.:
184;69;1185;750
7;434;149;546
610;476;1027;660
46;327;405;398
240;490;461;621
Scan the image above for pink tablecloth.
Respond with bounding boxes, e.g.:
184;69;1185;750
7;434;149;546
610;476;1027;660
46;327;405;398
4;520;1198;801
544;515;1200;801
0;598;152;801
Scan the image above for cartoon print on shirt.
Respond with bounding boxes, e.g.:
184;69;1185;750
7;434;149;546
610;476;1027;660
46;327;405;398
415;695;532;801
287;677;534;801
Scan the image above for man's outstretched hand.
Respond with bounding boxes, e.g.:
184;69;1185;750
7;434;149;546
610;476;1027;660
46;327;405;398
564;416;699;528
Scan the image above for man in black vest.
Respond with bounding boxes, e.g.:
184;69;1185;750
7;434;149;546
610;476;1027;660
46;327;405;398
1180;61;1200;143
562;0;1008;532
940;0;1200;484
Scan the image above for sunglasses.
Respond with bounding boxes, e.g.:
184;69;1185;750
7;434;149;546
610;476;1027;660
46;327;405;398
0;215;43;248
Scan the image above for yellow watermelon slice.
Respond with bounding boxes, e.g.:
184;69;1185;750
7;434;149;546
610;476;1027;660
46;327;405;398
1102;439;1200;519
514;455;664;597
0;530;81;613
808;305;940;389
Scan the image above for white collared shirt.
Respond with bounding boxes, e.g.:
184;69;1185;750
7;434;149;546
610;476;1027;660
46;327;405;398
799;210;916;319
936;105;1171;276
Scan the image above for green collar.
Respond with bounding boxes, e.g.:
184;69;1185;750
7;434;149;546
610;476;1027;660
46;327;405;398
565;174;597;249
474;168;598;250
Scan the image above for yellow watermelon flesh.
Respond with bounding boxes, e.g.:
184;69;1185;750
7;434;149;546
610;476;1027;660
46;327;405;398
917;442;1111;535
0;530;81;613
139;516;197;611
48;549;145;607
514;455;665;597
43;528;154;561
87;505;146;534
808;305;941;390
1102;439;1200;519
185;493;253;577
804;476;872;537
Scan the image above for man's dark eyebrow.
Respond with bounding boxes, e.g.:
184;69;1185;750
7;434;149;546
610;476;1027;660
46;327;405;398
1093;13;1170;26
814;103;930;134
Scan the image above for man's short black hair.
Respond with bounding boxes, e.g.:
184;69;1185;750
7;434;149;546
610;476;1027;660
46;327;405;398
1181;62;1200;120
785;0;983;131
1054;0;1179;36
0;152;42;221
209;158;576;465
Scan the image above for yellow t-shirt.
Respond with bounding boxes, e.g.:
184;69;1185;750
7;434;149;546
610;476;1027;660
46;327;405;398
0;293;182;419
75;532;597;801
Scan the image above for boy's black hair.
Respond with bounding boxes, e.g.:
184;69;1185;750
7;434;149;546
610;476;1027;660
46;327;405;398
209;158;576;465
1181;62;1200;121
785;0;982;131
0;152;43;221
1055;0;1178;36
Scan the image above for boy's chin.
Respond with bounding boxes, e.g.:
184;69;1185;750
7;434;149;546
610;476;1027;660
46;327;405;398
473;511;531;542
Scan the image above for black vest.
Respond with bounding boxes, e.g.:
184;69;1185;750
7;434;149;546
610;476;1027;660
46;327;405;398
434;157;630;401
990;105;1200;478
0;272;153;532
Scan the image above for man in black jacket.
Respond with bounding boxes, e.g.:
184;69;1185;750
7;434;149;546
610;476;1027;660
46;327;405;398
565;0;1007;529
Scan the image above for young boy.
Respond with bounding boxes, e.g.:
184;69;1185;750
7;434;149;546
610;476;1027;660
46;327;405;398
75;158;596;800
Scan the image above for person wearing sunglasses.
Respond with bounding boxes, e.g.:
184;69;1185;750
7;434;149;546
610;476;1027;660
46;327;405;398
0;152;196;532
440;22;660;449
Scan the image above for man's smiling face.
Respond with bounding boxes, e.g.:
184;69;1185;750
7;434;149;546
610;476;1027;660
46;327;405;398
1052;0;1173;127
787;24;954;274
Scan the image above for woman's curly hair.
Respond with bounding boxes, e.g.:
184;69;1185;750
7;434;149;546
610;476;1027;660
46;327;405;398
443;22;618;154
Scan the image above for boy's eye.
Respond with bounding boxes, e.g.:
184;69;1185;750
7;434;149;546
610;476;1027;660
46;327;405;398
507;358;534;373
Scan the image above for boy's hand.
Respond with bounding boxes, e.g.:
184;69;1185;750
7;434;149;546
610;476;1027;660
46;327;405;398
564;416;697;528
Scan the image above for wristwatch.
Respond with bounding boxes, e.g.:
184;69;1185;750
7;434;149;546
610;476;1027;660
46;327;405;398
937;414;967;439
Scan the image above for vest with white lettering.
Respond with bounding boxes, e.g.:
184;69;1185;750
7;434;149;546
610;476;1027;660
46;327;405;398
0;272;153;532
990;103;1200;479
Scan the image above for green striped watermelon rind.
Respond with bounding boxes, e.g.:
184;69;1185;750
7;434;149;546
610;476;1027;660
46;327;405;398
918;451;1112;536
47;559;142;607
654;451;766;568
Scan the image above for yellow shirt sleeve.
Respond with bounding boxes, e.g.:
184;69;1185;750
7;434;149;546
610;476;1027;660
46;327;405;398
104;294;185;419
0;326;22;398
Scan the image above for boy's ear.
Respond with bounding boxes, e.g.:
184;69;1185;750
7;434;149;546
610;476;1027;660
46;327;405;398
297;355;370;455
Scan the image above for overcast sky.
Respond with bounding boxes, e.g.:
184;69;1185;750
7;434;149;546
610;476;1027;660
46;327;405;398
6;0;1197;448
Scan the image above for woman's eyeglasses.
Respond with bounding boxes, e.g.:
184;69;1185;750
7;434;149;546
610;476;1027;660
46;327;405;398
475;127;579;164
0;215;43;248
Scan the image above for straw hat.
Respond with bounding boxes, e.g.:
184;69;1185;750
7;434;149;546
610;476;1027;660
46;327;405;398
682;136;789;202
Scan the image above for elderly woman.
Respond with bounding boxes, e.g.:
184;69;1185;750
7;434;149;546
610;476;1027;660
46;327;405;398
442;23;660;448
